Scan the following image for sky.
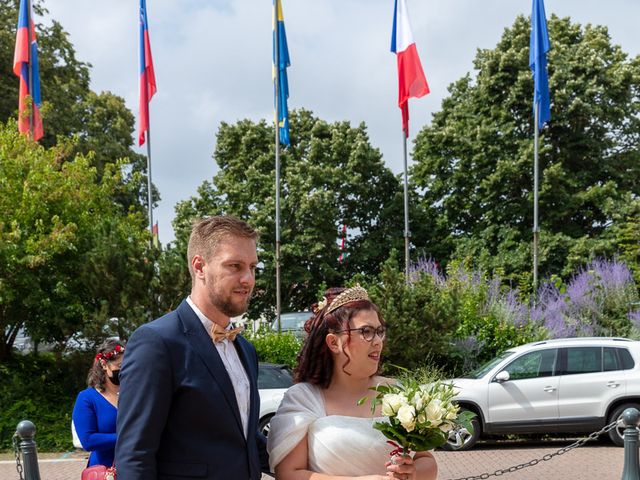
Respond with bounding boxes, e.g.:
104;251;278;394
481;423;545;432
41;0;640;244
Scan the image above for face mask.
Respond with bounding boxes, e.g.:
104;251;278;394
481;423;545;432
108;369;121;386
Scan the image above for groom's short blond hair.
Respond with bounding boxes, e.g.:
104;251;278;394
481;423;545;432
187;216;258;282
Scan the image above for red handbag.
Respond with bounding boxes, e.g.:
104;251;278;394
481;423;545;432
81;465;116;480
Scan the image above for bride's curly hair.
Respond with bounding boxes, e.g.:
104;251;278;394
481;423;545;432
294;287;384;388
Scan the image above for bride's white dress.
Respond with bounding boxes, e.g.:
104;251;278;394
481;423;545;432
267;382;391;476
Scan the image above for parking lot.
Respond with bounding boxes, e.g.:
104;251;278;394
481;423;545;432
0;438;625;480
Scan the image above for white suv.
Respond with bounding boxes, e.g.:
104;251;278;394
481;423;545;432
445;337;640;450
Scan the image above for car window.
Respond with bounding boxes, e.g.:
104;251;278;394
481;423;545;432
618;348;635;370
258;366;294;389
272;312;311;331
564;347;602;375
464;350;515;379
603;348;618;371
603;347;635;371
502;348;557;380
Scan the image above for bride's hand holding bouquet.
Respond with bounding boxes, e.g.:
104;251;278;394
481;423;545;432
360;368;475;479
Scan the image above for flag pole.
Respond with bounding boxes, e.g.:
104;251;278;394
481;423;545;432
26;0;33;138
273;0;282;333
402;131;410;279
533;102;540;300
146;115;154;243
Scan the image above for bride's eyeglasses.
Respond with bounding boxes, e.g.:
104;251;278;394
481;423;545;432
334;326;386;342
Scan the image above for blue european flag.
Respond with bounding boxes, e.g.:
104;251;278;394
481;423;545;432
529;0;551;129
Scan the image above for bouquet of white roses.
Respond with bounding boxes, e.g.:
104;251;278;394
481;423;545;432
360;369;475;454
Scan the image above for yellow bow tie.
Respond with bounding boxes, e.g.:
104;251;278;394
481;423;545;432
210;323;244;343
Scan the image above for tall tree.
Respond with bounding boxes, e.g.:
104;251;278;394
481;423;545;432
0;122;154;360
411;15;640;285
169;109;403;318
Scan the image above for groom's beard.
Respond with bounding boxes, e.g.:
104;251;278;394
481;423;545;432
209;283;253;318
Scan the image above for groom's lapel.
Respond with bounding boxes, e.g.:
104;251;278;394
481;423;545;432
177;301;244;434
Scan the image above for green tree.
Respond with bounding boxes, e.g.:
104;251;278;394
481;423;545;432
0;121;153;360
411;15;640;284
169;109;403;318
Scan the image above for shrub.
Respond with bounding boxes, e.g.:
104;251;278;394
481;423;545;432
0;352;90;451
534;259;640;338
246;328;302;369
368;254;544;376
367;256;460;375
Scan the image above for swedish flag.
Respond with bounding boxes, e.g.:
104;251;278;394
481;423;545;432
273;0;290;146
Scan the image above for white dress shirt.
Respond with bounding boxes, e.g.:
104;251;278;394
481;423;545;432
187;296;251;439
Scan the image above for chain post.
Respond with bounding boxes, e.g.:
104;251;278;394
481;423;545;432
15;420;42;480
12;433;24;480
446;419;620;480
621;408;640;480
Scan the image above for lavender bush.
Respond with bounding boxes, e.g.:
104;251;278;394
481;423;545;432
537;259;639;338
382;256;640;375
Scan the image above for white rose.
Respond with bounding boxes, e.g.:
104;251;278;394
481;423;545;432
381;393;405;416
397;404;417;432
413;393;424;411
446;408;458;421
426;399;446;426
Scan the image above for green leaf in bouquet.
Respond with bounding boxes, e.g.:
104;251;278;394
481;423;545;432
372;421;408;447
409;428;448;451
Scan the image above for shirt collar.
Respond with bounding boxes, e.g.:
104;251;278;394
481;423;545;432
186;296;232;332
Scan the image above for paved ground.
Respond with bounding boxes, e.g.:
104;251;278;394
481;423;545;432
0;438;627;479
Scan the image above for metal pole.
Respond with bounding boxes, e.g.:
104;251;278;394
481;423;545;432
533;102;540;302
621;408;640;480
146;122;154;244
26;0;34;138
16;420;42;480
274;0;282;333
403;131;410;279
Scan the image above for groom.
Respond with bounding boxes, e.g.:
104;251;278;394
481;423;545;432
115;216;269;479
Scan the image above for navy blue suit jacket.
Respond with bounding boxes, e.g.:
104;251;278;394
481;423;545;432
115;300;269;479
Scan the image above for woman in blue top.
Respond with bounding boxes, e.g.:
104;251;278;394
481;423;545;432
72;339;125;467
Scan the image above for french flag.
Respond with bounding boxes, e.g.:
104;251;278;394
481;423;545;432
139;0;157;146
13;0;43;141
390;0;429;138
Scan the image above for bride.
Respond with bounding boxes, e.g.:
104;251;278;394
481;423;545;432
267;286;437;480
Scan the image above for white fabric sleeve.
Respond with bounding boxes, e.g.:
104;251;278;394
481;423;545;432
267;382;324;472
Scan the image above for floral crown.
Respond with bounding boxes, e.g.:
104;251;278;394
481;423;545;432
314;285;370;315
95;344;124;361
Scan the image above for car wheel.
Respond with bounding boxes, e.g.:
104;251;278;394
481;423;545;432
259;414;275;437
441;408;481;451
608;403;640;447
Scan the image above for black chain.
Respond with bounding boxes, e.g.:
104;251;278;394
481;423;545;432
445;420;620;480
12;433;24;480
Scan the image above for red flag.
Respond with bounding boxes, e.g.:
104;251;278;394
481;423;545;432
152;222;159;248
139;0;157;146
390;0;429;137
338;224;347;263
13;0;43;141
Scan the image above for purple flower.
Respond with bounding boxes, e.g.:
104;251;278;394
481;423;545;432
408;257;443;285
536;258;639;338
